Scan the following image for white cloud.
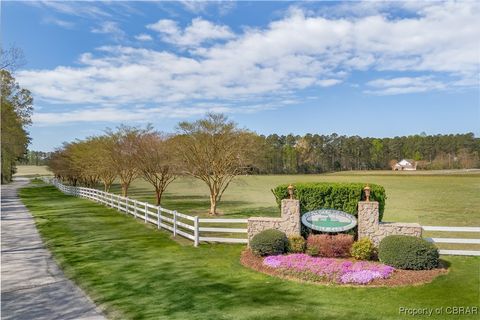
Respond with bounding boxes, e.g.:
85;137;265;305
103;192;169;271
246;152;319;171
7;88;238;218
43;17;75;29
147;18;234;47
147;19;179;34
178;1;209;14
179;1;236;16
317;79;343;87
91;21;125;40
32;105;233;125
365;76;446;95
135;33;153;41
19;1;480;124
27;1;110;18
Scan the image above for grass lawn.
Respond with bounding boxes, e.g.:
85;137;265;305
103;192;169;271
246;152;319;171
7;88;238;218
20;177;480;320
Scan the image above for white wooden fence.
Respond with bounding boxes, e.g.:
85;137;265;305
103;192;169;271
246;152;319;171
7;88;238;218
423;226;480;256
40;178;480;255
45;178;248;246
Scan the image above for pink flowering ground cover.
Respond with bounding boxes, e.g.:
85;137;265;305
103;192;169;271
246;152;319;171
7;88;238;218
263;254;395;284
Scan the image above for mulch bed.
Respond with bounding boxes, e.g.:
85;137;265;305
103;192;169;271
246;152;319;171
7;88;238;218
240;250;448;287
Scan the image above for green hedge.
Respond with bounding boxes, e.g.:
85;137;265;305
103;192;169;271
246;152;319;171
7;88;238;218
378;235;439;270
272;182;386;221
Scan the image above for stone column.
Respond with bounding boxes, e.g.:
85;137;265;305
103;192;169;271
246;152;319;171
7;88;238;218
280;199;301;236
247;199;301;245
357;201;379;241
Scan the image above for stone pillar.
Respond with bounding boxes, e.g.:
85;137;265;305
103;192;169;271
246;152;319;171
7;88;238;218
357;201;379;241
281;199;301;233
247;199;301;245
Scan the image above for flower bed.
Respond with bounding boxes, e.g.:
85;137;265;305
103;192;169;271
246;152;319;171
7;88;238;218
263;254;394;284
241;250;448;287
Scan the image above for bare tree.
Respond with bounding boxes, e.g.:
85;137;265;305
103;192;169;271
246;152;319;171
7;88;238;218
388;159;398;170
1;46;26;72
135;133;177;205
69;140;100;188
47;143;81;186
175;113;258;215
93;136;117;192
106;125;147;197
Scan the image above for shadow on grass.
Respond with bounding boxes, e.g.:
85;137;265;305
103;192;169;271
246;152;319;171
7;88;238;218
439;258;452;269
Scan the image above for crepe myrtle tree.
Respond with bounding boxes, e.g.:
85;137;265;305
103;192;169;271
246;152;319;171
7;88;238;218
92;135;117;192
106;125;151;197
68;140;100;188
47;144;80;186
175;113;259;215
134;132;177;205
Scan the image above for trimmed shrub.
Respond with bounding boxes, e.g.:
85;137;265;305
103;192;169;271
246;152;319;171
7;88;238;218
350;238;376;260
378;235;439;270
287;235;306;253
306;234;354;258
272;182;386;221
251;229;288;256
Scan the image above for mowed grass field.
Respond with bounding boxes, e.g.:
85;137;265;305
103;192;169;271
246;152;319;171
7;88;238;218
109;171;480;226
13;165;51;177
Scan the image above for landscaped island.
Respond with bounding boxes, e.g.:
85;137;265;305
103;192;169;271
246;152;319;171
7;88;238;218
241;251;447;287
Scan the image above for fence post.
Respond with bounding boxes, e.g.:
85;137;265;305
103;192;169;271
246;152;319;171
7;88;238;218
144;203;148;223
157;206;162;229
173;210;177;237
125;197;128;214
194;216;199;247
134;200;137;218
117;196;121;212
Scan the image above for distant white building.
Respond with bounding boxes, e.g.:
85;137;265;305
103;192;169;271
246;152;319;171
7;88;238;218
393;159;417;171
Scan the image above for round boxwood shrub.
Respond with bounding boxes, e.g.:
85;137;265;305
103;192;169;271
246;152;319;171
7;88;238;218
287;235;306;253
251;229;288;256
350;238;375;260
378;235;439;270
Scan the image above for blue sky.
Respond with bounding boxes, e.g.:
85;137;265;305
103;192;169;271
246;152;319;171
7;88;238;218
3;1;479;151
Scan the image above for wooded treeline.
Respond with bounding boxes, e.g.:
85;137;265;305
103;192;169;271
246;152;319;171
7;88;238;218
20;150;50;166
1;63;33;183
256;133;480;173
35;132;480;176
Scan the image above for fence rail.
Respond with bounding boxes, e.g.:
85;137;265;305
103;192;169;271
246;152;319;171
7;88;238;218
422;225;480;256
43;178;248;246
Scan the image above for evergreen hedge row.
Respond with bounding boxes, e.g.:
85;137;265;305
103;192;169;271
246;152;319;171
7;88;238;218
271;182;386;221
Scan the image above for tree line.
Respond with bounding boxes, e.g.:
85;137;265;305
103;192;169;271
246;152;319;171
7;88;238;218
19;150;50;166
256;132;480;173
1;47;33;184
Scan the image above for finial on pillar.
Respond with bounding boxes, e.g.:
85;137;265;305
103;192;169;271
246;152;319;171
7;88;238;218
364;184;371;202
287;184;295;199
